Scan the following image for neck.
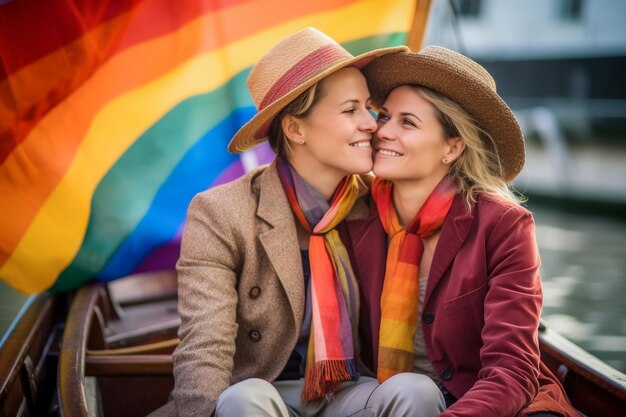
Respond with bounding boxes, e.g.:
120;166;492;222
391;173;448;227
287;158;346;201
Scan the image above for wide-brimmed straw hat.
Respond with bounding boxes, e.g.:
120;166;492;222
228;27;408;153
363;46;525;182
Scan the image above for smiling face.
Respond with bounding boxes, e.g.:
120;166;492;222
285;67;377;182
373;85;460;186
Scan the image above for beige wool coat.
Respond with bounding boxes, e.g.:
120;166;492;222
150;161;382;417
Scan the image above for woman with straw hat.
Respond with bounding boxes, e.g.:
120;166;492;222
152;28;446;417
360;47;580;417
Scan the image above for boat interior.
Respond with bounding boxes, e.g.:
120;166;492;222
1;270;625;417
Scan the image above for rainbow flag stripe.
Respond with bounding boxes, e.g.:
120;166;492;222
0;0;414;294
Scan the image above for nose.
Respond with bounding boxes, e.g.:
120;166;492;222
376;119;395;141
360;110;377;132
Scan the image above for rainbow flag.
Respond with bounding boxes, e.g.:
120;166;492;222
0;0;414;294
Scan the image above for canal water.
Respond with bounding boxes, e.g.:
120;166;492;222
1;203;625;373
528;201;626;373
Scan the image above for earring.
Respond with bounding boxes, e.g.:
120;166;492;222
443;158;448;164
299;138;305;144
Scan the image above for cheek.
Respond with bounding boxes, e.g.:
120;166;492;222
307;118;343;141
395;138;443;176
411;136;445;160
411;145;439;163
410;154;439;177
314;124;353;150
306;134;348;164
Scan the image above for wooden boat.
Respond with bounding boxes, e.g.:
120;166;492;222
1;270;625;417
1;3;625;417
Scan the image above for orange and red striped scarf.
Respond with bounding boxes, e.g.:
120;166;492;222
277;159;361;401
372;176;457;382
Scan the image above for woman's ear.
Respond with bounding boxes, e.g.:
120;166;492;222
443;136;465;164
281;115;306;145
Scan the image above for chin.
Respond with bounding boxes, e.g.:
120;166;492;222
372;162;398;180
347;165;373;175
345;158;373;175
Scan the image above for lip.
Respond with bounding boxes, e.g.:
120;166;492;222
374;146;404;157
348;139;372;148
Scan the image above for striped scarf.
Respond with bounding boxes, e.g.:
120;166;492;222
277;159;361;402
372;176;457;382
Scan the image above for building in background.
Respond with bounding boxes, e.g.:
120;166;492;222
426;0;626;205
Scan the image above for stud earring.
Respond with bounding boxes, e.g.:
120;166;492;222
443;158;448;164
299;139;305;144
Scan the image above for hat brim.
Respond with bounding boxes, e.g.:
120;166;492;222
363;52;525;182
228;45;409;154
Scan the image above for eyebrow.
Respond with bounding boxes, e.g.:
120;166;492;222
339;98;372;106
380;106;423;123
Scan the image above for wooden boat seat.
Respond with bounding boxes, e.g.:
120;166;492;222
107;270;177;308
103;270;180;348
87;338;179;356
84;338;180;379
59;273;179;417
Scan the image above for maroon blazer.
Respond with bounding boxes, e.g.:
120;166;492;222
347;194;579;417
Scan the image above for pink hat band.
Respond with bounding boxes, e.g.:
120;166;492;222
255;44;354;139
258;44;352;110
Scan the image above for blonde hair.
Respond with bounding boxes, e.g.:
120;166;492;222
411;85;525;210
268;82;324;159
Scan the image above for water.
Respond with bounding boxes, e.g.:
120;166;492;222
529;202;626;373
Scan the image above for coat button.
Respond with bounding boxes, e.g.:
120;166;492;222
423;313;434;324
249;330;261;342
249;286;261;299
441;369;453;380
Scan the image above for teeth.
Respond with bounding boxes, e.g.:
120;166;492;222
349;141;371;148
378;149;402;157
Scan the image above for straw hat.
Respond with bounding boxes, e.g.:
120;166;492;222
363;46;525;182
228;28;408;153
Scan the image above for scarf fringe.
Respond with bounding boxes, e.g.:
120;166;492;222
301;359;358;402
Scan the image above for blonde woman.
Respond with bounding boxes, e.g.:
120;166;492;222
151;29;445;417
360;47;580;417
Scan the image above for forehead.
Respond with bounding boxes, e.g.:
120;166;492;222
384;85;435;114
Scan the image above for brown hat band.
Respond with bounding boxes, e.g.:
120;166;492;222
256;44;352;138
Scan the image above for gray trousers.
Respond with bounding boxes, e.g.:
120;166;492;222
215;373;445;417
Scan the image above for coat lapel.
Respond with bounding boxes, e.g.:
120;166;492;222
256;162;305;327
424;194;474;305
